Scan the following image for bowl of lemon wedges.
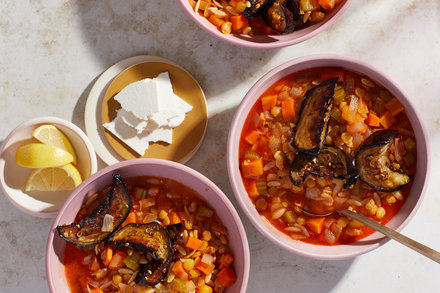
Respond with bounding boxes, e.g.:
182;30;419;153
0;117;97;217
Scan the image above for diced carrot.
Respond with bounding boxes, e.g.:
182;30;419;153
216;267;237;287
379;111;396;129
208;15;225;27
122;211;136;227
211;222;228;235
241;158;264;178
246;180;259;197
365;112;380;127
321;69;344;82
101;247;113;266
305;217;326;234
245;129;260;145
196;261;215;275
261;95;277;111
319;0;336;10
172;260;189;280
90;288;104;293
186;236;204;250
169;211;182;225
281;98;295;121
108;250;126;270
218;253;234;269
385;97;405;116
230;14;248;31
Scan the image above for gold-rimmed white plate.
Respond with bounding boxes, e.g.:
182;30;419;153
85;55;207;165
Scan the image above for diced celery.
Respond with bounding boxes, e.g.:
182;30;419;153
379;90;392;102
134;187;147;199
256;178;267;196
283;211;296;223
333;87;346;105
123;254;140;271
197;205;214;218
244;151;260;160
330;107;344;123
404;137;416;152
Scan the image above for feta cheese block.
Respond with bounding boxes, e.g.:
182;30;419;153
103;71;193;156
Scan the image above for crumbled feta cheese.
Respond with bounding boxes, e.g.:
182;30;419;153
103;72;192;155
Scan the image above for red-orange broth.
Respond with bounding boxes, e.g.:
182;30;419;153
63;176;237;293
239;67;416;245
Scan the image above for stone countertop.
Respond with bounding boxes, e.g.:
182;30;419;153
1;1;439;292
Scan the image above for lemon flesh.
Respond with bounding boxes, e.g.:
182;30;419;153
32;124;77;165
25;164;82;191
16;143;73;168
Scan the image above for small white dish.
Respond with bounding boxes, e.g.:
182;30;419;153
85;55;207;166
0;117;98;218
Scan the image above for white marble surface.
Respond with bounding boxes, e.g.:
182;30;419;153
1;0;440;292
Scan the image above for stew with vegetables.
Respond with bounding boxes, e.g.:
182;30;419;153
60;176;237;292
239;67;416;245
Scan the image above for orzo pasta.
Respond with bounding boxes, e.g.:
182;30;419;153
239;67;416;245
59;175;237;293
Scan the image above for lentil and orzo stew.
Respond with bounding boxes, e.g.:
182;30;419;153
58;175;237;293
239;67;416;245
189;0;343;35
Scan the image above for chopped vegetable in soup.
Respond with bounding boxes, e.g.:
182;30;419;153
189;0;343;35
60;175;237;292
239;67;416;245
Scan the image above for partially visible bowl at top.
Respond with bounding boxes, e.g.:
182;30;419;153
46;158;250;292
227;54;429;259
178;0;353;49
0;116;98;218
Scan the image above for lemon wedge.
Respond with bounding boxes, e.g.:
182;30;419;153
32;124;77;165
25;164;82;191
16;143;74;168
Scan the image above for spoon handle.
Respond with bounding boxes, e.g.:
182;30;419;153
338;209;440;264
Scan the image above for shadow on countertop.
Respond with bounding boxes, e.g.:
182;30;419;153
73;1;279;97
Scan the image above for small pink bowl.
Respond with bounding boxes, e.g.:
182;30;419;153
178;0;353;49
227;54;430;259
0;117;98;218
46;158;250;292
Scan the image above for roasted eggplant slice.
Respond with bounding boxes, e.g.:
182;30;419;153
264;0;302;34
289;145;357;187
107;222;172;263
243;0;272;18
56;174;133;247
292;78;338;155
137;223;183;286
355;130;411;192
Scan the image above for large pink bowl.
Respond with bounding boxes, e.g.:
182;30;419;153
178;0;353;49
46;159;250;292
227;54;430;259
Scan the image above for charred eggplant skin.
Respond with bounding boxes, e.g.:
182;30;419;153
56;174;133;247
289;145;357;187
243;0;272;18
292;77;338;155
136;223;183;286
264;0;302;34
355;129;412;192
106;222;172;263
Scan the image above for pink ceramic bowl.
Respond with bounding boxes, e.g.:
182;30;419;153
227;54;430;259
46;158;250;292
178;0;352;49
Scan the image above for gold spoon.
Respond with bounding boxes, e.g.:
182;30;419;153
303;207;440;264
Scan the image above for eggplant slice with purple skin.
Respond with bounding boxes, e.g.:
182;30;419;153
243;0;272;18
137;223;183;286
289;145;358;188
107;222;172;263
355;129;411;192
56;174;133;247
292;77;338;155
264;0;303;34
